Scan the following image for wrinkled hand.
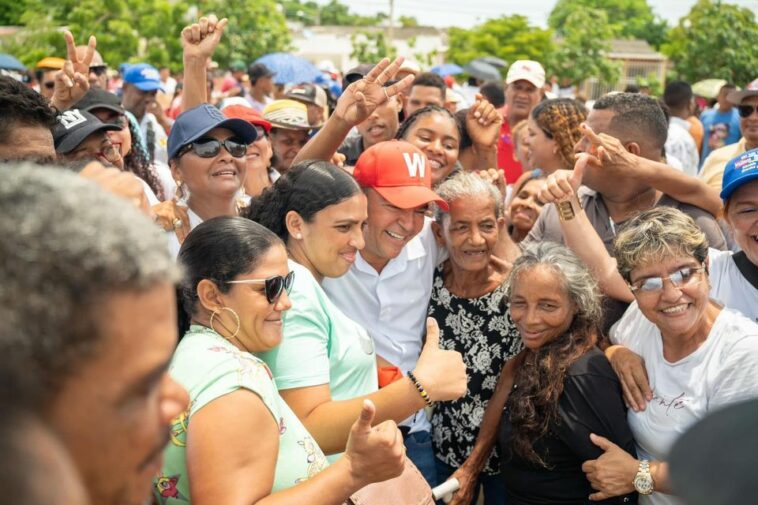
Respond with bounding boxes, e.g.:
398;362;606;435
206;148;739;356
466;94;502;147
344;400;405;487
333;57;414;127
582;434;638;501
79;162;150;214
606;345;652;412
414;318;468;402
52;31;95;110
447;464;478;505
181;15;228;61
476;168;506;197
578;123;637;177
152;200;191;243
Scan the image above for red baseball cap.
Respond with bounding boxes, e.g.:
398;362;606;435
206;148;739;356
354;140;449;211
222;104;272;133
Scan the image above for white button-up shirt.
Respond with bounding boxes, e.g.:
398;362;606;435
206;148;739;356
323;219;444;433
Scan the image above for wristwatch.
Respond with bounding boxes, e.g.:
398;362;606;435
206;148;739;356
633;459;655;495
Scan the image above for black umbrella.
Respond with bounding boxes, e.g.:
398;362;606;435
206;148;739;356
475;56;508;69
463;60;501;81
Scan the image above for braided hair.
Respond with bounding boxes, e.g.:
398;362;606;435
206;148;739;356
123;114;165;200
396;105;463;143
531;98;587;171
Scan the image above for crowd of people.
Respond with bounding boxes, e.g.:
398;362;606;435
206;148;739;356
1;12;757;505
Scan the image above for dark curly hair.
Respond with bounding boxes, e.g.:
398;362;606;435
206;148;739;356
531;98;587;171
504;242;601;467
395;105;463;144
242;159;361;241
0;76;57;141
123;116;165;200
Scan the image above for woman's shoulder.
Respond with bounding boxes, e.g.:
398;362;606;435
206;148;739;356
566;346;617;381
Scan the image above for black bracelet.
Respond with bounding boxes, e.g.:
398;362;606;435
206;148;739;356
407;371;434;407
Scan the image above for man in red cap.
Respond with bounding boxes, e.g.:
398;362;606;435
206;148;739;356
323;139;448;486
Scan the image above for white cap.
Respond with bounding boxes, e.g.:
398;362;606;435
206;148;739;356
506;60;545;88
398;59;421;76
318;59;338;74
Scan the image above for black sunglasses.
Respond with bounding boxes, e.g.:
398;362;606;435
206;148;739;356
738;105;758;118
43;81;55;90
90;65;108;76
179;137;248;158
227;271;295;304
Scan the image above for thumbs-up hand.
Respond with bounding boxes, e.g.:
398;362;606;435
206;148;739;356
344;400;405;487
413;318;468;402
538;150;591;205
581;433;638;500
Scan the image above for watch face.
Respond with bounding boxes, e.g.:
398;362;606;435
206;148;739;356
634;474;654;495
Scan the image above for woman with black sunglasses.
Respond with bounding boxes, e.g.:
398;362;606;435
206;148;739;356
243;160;466;458
158;215;404;504
165;103;257;256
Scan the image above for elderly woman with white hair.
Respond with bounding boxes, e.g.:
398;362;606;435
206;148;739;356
428;171;521;505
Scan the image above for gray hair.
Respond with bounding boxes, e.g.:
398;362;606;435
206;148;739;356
505;242;602;328
433;171;503;222
0;163;179;397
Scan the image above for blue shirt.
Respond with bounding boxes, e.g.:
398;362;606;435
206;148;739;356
700;107;741;164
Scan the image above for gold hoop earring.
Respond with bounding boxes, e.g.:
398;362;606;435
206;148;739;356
209;306;241;341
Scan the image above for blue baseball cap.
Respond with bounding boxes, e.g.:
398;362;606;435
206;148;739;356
123;63;164;92
167;104;258;160
720;148;758;202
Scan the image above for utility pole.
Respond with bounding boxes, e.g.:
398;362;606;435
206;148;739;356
388;0;395;52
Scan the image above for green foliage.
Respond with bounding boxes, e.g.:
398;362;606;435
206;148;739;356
446;15;555;73
279;0;393;26
0;0;291;72
662;0;758;85
547;9;621;86
398;15;418;28
548;0;668;48
350;30;395;64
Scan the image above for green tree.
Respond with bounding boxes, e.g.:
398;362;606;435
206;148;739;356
398;15;418;28
350;30;395;64
446;15;554;73
662;0;758;85
548;0;668;48
280;0;394;27
548;9;620;86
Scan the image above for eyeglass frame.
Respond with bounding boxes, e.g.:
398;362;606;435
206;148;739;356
178;137;248;159
628;264;707;294
226;271;295;304
737;104;758;118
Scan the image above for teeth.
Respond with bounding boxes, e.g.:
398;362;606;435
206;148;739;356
386;230;404;240
430;160;442;169
662;304;688;314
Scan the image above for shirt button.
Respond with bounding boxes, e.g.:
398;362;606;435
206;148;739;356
623;498;630;503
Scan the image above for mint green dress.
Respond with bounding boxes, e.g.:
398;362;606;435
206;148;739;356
153;325;328;504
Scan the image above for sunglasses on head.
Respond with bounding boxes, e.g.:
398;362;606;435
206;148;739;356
90;65;108;76
738;105;758;118
226;271;295;304
179;137;248;158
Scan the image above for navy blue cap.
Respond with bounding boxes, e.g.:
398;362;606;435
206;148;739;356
167;104;257;160
720;148;758;202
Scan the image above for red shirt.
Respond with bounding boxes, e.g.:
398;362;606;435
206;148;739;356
497;105;524;184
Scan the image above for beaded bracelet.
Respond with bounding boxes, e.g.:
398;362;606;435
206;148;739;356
407;371;434;407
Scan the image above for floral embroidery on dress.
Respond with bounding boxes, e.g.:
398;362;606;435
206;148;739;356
295;436;329;483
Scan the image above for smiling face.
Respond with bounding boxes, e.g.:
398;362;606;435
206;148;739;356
91;109;133;158
508;265;576;351
509;178;545;234
171;127;247;201
246;131;273;172
629;255;710;340
505;80;542;121
292;192;368;280
48;283;189;505
740;95;758;145
218;244;293;352
402;111;460;187
357;96;402;149
523;116;559;173
269;128;309;173
362;188;428;272
437;195;501;272
726;179;758;266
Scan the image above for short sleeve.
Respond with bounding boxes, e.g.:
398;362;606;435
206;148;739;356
259;267;332;390
709;333;758;409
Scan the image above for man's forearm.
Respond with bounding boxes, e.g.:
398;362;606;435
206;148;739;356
635;157;722;217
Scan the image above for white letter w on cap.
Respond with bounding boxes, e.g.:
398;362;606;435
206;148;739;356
59;109;87;130
402;152;425;178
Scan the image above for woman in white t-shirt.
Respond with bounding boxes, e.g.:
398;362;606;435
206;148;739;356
581;207;758;505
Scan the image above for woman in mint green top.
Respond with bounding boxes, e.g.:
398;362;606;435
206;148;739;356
244;158;467;456
154;216;404;504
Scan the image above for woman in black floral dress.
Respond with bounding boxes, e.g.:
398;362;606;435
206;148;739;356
428;171;522;505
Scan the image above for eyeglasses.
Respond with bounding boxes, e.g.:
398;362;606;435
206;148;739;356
738;105;758;118
629;265;706;294
89;65;108;76
227;271;295;304
179;138;248;158
253;125;267;139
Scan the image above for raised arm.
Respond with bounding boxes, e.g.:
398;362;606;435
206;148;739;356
50;31;94;112
292;57;414;164
582;124;722;217
463;94;502;171
181;15;227;112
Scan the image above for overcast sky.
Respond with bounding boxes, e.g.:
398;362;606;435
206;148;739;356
332;0;758;29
